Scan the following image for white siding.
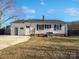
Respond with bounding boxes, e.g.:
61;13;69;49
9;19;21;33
31;23;67;35
11;22;68;36
11;23;25;36
52;24;67;34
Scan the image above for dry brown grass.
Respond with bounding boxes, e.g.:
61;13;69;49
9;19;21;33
0;36;79;59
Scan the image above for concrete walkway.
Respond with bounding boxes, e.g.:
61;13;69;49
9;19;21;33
0;36;30;50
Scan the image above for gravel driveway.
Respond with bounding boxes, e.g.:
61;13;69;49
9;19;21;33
0;36;30;50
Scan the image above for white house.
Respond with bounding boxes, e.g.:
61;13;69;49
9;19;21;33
10;16;68;36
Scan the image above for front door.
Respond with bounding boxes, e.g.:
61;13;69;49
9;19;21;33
15;28;18;35
26;26;30;35
26;28;30;35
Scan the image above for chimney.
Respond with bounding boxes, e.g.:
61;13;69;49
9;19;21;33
41;16;44;21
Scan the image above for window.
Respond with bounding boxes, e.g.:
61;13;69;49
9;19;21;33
20;27;24;29
60;24;62;30
54;24;62;30
26;26;30;28
37;24;44;30
37;24;51;30
45;24;51;29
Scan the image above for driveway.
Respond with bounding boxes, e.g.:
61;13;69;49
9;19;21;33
0;36;30;50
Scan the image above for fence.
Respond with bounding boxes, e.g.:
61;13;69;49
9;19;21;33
68;30;79;36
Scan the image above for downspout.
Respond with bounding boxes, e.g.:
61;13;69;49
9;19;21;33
65;24;68;36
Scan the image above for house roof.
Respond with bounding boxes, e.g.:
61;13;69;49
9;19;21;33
12;19;65;24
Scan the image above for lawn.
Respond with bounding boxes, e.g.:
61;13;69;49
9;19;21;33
0;36;79;59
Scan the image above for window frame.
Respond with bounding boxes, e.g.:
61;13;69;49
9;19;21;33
45;24;51;29
54;24;62;31
20;27;24;30
37;24;51;31
26;26;30;28
37;24;44;30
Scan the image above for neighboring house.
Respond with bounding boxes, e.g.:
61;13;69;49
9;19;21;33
0;28;5;35
4;25;11;35
10;16;68;36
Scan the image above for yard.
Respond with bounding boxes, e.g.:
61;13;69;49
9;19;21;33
0;36;79;59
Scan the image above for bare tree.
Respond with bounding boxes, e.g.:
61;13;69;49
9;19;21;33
0;0;20;28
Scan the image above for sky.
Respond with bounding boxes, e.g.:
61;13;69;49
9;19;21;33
13;0;79;22
2;0;79;27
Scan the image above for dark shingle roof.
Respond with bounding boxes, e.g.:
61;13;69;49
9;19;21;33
12;19;65;24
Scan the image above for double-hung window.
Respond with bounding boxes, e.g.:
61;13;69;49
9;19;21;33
37;24;44;30
45;24;51;29
20;27;24;30
54;24;62;30
37;24;51;30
